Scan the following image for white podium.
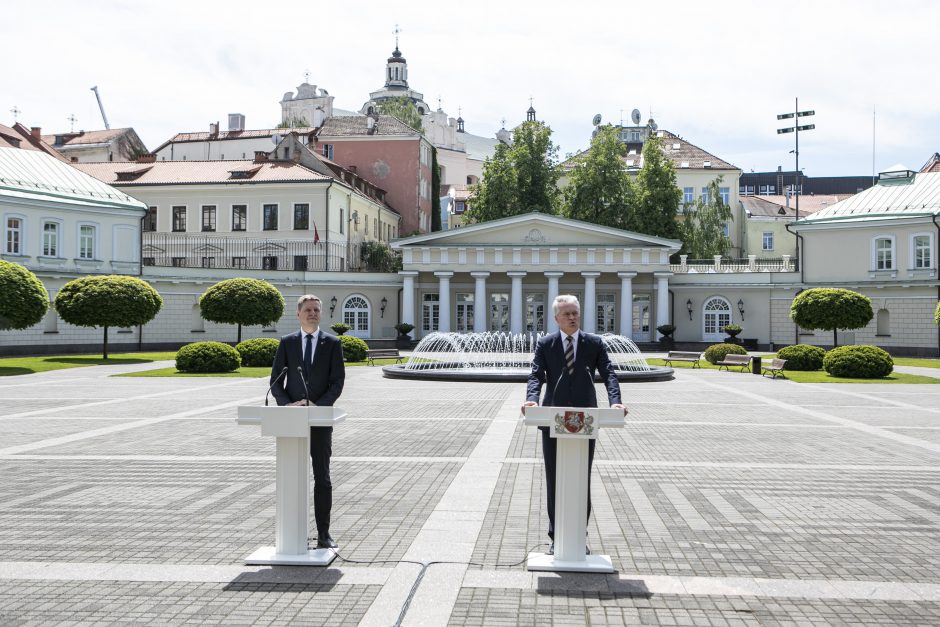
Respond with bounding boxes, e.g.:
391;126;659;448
522;406;625;573
237;405;346;566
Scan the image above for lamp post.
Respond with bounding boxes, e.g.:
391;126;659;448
777;98;815;267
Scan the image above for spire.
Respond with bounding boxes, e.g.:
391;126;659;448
526;97;536;122
457;106;464;133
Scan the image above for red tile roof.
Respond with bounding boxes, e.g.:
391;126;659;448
41;128;134;146
75;159;332;186
562;129;737;172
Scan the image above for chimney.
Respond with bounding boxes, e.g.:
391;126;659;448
70;157;78;163
136;153;156;163
209;122;219;137
228;113;245;132
30;127;41;139
253;151;268;163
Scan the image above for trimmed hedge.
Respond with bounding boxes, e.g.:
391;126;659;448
339;335;368;362
776;344;826;371
822;345;893;378
176;341;241;373
703;343;748;364
235;338;280;367
0;260;49;330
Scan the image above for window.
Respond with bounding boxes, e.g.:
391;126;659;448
422;293;440;333
263;204;278;230
143;207;157;231
682;187;694;205
596;293;616;333
525;293;545;333
703;297;731;342
719;187;730;205
364;215;369;235
343;295;370;338
232;205;247;231
5;217;23;255
171;257;186;267
142;257;155;266
79;225;95;259
172;206;187;232
232;256;247;269
455;201;466;214
873;236;894;270
456;293;474;332
759;184;776;195
293;203;309;230
201;205;216;232
322;144;334;160
201;256;215;268
700;187;710;203
912;234;932;269
339;208;344;234
42;222;59;257
762;232;774;251
293;255;308;271
262;255;278;270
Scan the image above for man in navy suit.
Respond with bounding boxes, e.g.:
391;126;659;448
270;294;345;549
524;295;625;555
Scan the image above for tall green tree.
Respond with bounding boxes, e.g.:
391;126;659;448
790;287;873;347
631;134;681;238
562;126;633;229
378;96;423;131
677;176;733;258
464;121;560;223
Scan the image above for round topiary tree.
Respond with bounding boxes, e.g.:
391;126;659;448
703;343;748;364
823;345;893;378
330;322;352;336
0;260;49;330
54;275;163;359
776;344;826;371
176;341;241;373
199;278;284;343
338;335;368;362
235;337;280;367
790;288;873;348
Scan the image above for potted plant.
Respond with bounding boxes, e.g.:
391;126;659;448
656;324;676;349
394;322;415;348
330;322;352;336
723;324;743;344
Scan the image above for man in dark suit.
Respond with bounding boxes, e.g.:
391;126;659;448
524;294;625;555
270;294;345;549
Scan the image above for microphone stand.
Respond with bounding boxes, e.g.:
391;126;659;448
265;367;289;406
296;366;313;406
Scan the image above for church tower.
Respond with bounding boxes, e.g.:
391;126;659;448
360;26;430;116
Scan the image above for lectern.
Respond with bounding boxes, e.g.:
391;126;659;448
522;406;625;573
237;405;345;566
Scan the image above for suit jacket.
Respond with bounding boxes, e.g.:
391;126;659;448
526;331;621;408
270;330;345;407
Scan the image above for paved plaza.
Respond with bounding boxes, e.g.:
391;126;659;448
1;359;939;626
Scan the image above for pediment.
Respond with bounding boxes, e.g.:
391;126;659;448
393;213;680;249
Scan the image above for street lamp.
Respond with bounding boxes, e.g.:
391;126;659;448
737;299;745;320
686;299;693;320
777;98;815;266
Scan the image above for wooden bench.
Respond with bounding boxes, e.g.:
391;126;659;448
663;351;702;368
761;357;787;379
716;353;752;372
365;348;405;366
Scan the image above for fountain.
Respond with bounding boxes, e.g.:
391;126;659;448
382;332;673;382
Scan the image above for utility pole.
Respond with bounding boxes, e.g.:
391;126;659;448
90;86;110;130
777;98;815;264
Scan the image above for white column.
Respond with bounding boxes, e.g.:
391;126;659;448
544;271;563;333
617;272;636;337
508;271;527;335
654;272;672;339
471;271;490;333
581;272;600;334
435;271;453;333
400;271;418;337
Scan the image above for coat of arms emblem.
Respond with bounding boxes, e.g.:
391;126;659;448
554;410;594;435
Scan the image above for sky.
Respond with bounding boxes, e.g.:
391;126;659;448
6;0;939;177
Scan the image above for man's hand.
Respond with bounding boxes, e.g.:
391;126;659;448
611;403;628;415
288;399;311;406
521;400;537;414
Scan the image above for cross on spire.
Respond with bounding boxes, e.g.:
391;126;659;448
68;114;78;132
501;117;506;128
304;69;310;83
393;23;401;48
10;105;20;121
529;96;534;107
437;95;442;110
458;106;462;117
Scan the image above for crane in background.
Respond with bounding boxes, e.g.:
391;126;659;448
89;86;110;130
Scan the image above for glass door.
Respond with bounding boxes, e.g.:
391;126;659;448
632;295;651;341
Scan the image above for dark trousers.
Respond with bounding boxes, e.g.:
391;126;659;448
310;426;333;537
540;426;595;540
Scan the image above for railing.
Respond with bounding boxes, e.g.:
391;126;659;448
670;255;797;273
141;233;401;273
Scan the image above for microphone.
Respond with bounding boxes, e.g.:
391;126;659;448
296;366;313;406
551;364;569;405
265;367;288;406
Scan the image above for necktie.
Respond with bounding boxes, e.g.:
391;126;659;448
304;333;313;373
565;335;575;375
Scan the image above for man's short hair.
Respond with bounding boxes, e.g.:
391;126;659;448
297;294;322;310
553;294;580;316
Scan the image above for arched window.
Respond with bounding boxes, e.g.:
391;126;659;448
702;296;732;342
343;295;370;339
876;308;890;336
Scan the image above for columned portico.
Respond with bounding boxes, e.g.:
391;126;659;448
400;271;418;335
470;271;490;333
507;271;527;334
544;271;564;333
618;272;636;337
654;272;672;339
581;272;600;333
434;271;454;333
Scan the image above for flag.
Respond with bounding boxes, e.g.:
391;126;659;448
313;221;321;245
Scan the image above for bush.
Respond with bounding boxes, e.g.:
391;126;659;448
790;288;873;347
236;337;280;367
777;344;826;371
330;322;352;336
339;335;368;362
935;301;940;325
0;260;49;330
176;341;241;373
703;343;748;364
823;345;893;378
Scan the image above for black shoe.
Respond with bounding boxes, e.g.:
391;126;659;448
586;545;591;555
547;542;554;556
316;535;337;549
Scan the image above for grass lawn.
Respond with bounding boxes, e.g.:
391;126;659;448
646;357;939;384
0;352;177;376
892;357;940;369
114;357;408;378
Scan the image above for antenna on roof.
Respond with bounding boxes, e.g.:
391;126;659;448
631;109;641;125
90;86;110;130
